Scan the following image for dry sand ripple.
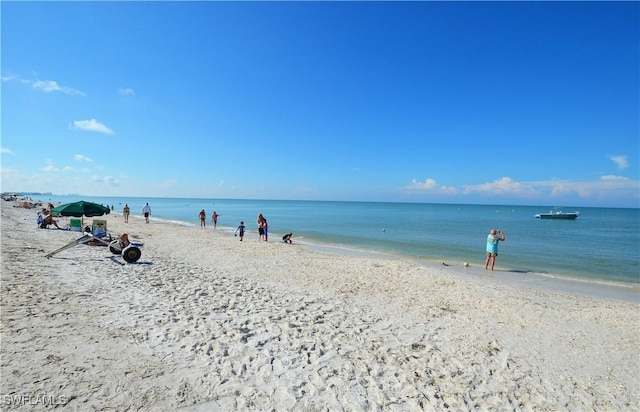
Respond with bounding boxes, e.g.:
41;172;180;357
1;204;638;411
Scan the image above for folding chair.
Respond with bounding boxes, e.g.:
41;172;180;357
92;219;107;238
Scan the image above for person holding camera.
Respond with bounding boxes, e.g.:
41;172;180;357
485;228;506;271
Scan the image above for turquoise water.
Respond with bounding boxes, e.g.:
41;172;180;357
38;195;639;286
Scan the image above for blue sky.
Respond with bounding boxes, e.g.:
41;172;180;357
2;1;638;207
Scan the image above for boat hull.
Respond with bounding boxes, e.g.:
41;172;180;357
535;213;579;220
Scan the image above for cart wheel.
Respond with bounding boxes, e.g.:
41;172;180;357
109;240;123;255
122;246;141;263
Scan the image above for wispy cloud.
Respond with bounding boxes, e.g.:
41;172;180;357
406;175;639;201
407;178;458;195
2;74;85;96
119;87;135;96
33;80;85;96
1;147;14;154
91;175;120;187
42;159;60;173
463;177;537;196
75;154;94;163
409;178;438;190
601;175;629;181
609;155;628;170
71;119;115;135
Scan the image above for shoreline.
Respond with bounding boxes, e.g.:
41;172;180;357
16;195;640;286
303;240;640;303
2;202;638;410
123;213;640;302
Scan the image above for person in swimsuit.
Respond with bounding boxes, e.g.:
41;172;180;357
199;209;207;228
40;214;61;229
123;204;130;223
257;214;265;240
211;211;220;229
262;218;268;241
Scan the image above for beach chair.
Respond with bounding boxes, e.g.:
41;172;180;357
92;219;107;238
69;218;83;232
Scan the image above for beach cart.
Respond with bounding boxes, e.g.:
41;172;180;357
45;232;142;263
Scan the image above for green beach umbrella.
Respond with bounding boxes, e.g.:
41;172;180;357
50;201;111;218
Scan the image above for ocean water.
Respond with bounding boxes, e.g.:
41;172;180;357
36;195;639;286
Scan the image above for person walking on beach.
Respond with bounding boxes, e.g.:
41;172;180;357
485;229;506;270
199;209;207;228
123;204;130;223
235;221;246;241
211;211;220;229
142;203;151;223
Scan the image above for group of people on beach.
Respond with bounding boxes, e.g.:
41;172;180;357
199;210;221;228
121;203;150;224
233;213;292;244
256;214;268;241
235;214;269;242
36;199;505;269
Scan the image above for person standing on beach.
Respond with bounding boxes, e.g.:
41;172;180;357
235;221;246;241
199;209;206;228
257;214;265;240
211;211;220;229
123;204;130;223
142;203;151;223
262;218;268;241
485;229;506;270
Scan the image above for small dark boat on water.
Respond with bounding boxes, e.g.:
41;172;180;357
535;208;580;220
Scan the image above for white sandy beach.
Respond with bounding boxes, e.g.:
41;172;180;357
1;202;639;411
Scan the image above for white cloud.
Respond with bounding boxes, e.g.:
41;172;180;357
407;175;635;200
406;178;459;195
91;175;119;187
1;147;14;154
42;164;59;172
71;119;115;135
609;155;629;170
119;88;135;96
408;178;438;190
74;154;94;163
601;175;629;181
439;185;458;195
463;177;536;196
3;74;85;95
33;80;85;96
